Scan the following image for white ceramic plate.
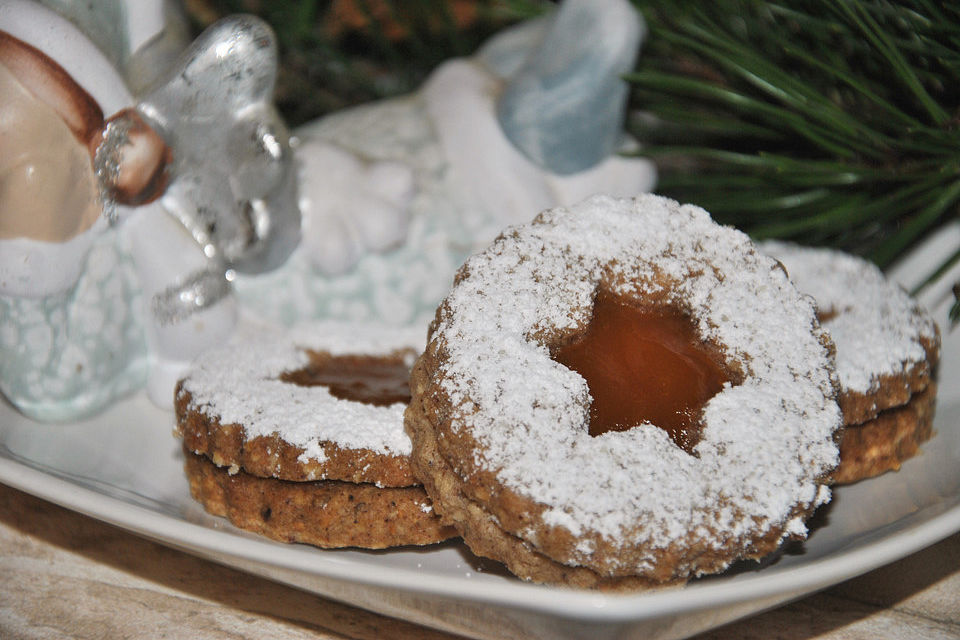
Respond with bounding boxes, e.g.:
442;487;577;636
2;229;959;640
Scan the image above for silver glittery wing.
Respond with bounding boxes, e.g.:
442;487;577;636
136;15;301;274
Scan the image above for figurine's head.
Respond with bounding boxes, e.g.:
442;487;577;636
0;29;168;245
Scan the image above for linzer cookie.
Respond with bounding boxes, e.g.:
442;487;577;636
175;322;456;548
760;241;940;484
406;194;843;589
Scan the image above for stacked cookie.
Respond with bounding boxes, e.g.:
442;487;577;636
761;241;940;485
175;322;455;549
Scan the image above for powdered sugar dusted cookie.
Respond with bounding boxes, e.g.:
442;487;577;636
760;241;940;483
176;321;455;548
406;194;842;588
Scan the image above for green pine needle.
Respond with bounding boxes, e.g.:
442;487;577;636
630;0;960;324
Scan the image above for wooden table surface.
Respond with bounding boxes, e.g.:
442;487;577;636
0;483;958;640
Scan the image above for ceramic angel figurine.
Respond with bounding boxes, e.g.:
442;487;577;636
0;0;654;422
0;0;299;419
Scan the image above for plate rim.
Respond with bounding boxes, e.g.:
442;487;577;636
1;443;958;623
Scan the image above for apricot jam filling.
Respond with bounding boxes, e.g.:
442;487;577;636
552;293;731;453
280;353;411;407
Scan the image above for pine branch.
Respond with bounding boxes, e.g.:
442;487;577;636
629;0;960;324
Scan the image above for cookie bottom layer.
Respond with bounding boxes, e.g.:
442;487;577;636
833;382;937;485
184;446;456;549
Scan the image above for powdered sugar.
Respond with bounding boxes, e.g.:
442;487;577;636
760;240;938;394
433;194;841;567
179;321;424;460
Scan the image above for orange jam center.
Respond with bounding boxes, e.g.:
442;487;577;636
552;293;730;453
280;354;411;406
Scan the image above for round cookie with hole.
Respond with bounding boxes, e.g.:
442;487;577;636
405;194;843;588
175;321;456;549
